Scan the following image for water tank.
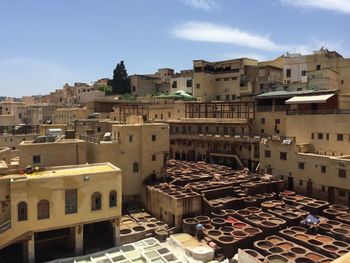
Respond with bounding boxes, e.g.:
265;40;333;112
46;128;62;137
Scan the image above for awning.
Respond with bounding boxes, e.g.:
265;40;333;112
285;94;335;104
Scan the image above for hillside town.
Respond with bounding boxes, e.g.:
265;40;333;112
1;48;350;263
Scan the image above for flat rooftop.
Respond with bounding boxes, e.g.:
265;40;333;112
5;163;119;180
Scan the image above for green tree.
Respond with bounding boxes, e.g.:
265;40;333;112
98;85;112;95
109;61;131;94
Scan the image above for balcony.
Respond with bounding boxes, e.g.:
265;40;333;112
170;132;259;143
256;105;273;112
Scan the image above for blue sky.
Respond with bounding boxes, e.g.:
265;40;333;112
1;0;350;97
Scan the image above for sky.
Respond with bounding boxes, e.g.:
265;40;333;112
1;0;350;97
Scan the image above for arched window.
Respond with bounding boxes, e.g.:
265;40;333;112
91;192;102;211
18;202;28;221
133;162;139;173
109;190;117;208
37;200;49;220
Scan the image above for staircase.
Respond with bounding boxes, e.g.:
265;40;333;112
247;119;259;135
0;223;29;249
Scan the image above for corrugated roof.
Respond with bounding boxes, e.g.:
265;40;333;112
256;89;338;99
285;94;335;104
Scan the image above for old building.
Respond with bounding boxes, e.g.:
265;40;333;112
192;58;259;102
0;163;122;263
168;117;259;170
170;70;193;95
18;136;87;169
86;116;169;203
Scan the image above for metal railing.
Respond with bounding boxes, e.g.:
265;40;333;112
0;220;11;234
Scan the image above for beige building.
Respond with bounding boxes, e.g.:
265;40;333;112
53;107;93;129
18;137;87;169
170;70;193;94
111;100;186;123
259;98;350;205
86;116;170;203
130;74;156;97
0;163;122;263
259;48;350;94
129;68;174;97
192;58;259;102
0;99;25;126
0;134;37;151
168;118;259;170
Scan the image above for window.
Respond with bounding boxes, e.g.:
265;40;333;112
91;192;102;211
18;202;28;221
301;70;306;76
132;86;136;92
133;162;139;172
261;118;265;124
216;95;221;101
129;135;133;142
265;150;271;158
339;190;346;197
275;119;280;125
341;80;344;84
326;133;329;140
337;134;344;141
311;133;314;139
33;155;41;164
318;133;323;140
260;83;264;90
339;169;347;178
172;81;177;88
231;95;236;100
321;166;326;174
299;180;303;186
280;152;287;160
65;189;77;214
196;84;200;89
186;79;192;87
37;200;49;220
152;154;156;161
286;69;291;78
109;191;117;208
316;64;321;70
322;185;326;192
298;162;305;170
225;95;229;101
152;135;156;141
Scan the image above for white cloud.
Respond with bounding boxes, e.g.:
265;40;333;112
172;21;318;53
173;21;282;51
179;0;217;10
0;58;77;97
281;0;350;14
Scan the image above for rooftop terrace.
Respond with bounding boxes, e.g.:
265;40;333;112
6;163;119;180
